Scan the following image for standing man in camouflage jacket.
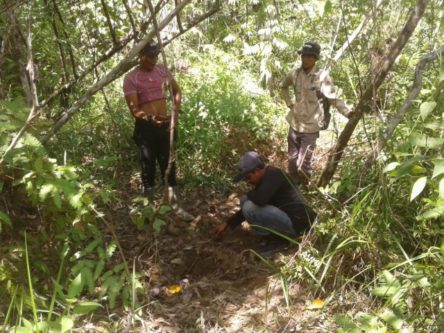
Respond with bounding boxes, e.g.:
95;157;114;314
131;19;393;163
280;41;354;185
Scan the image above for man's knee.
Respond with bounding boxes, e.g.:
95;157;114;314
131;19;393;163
241;200;257;219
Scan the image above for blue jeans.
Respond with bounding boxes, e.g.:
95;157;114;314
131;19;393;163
241;196;296;238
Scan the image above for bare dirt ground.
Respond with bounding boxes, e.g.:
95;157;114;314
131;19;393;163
109;184;338;333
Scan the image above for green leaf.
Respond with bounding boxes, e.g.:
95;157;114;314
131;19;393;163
153;218;166;232
158;205;172;215
80;239;101;256
439;178;444;199
72;302;102;315
417;204;444;220
106;241;117;258
410;133;444;149
0;211;12;232
82;267;95;294
382;270;399;286
93;260;105;281
432;159;444;178
323;0;333;16
39;183;55;201
67;272;84;299
419;101;437;120
335;314;360;333
141;206;155;220
415;276;430;288
410;177;427;201
60;316;74;333
11;327;33;333
108;280;123;309
379;309;403;330
53;191;62;209
383;162;399;173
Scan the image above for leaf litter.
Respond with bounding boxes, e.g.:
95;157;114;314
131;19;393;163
103;184;344;333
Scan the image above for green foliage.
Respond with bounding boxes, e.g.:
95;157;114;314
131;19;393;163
177;46;287;186
0;137;143;330
129;196;171;232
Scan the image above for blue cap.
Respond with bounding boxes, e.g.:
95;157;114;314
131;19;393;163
234;151;265;182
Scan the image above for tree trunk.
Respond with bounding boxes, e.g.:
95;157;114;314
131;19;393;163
317;0;430;187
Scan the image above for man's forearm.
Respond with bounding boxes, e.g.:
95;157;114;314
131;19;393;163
280;88;293;107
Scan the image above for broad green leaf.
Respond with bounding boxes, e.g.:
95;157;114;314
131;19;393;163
415;276;430;288
153;218;166;232
379;309;403;330
419;101;437;120
335;314;360;333
323;0;332;16
439;178;444;199
432;159;444;178
158;205;172;215
383;162;399;173
417;204;444;220
67;272;84;298
52;191;62;209
72;302;101;315
0;211;12;232
424;121;442;130
39;184;55;201
382;270;399;286
60;316;74;333
11;327;33;333
386;157;422;177
410;133;444;149
141;206;155;220
22;318;33;328
410;177;427;201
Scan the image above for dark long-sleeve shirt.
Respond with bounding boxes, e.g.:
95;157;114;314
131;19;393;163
227;166;316;234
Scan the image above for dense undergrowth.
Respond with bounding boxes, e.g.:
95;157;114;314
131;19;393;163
1;0;444;331
0;47;289;332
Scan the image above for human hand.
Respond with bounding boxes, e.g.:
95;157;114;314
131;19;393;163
135;110;147;119
212;223;228;240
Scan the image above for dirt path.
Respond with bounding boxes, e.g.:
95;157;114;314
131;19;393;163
111;187;335;333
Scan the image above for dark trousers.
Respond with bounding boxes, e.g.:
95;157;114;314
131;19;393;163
288;129;319;184
133;119;177;188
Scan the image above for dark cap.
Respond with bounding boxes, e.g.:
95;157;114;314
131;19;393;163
234;151;265;182
140;40;160;56
298;41;321;59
